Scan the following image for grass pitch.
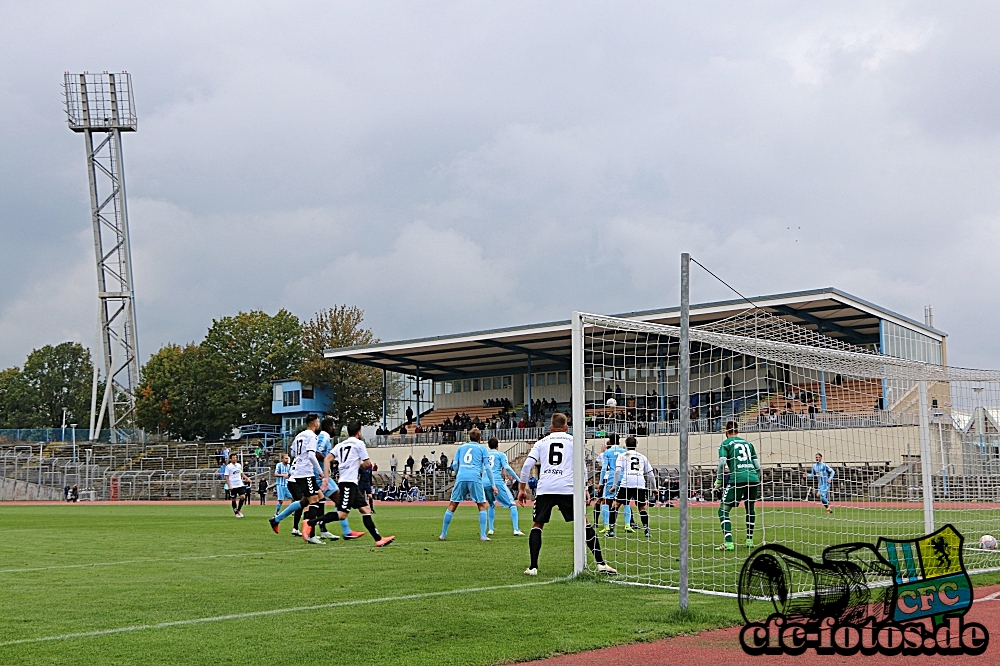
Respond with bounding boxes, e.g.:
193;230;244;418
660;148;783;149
0;502;736;666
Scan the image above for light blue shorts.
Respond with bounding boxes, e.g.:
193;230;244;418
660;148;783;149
818;488;829;504
322;479;340;499
602;480;617;500
450;480;486;504
276;486;292;501
485;483;515;508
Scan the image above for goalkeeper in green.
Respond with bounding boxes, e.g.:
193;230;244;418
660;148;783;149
714;421;761;551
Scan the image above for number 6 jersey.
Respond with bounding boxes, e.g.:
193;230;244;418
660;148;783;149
718;435;760;484
520;431;574;495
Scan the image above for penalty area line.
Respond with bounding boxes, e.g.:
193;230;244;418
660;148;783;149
0;577;572;648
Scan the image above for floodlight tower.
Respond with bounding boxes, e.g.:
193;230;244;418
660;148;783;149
63;72;141;443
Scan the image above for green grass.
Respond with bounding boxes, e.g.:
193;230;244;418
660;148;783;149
0;503;737;666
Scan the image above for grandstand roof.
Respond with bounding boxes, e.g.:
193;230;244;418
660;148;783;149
325;287;946;381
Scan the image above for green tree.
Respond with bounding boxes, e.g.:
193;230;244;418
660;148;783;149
300;305;388;432
20;342;95;427
203;310;305;426
0;367;39;428
136;343;231;440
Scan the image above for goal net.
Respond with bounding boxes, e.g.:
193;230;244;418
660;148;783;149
572;310;1000;596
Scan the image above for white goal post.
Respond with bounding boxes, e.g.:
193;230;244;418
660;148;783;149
570;306;1000;599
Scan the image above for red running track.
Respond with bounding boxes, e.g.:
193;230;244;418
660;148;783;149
528;585;1000;666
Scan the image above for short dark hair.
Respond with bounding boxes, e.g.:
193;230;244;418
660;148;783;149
320;416;335;434
305;413;319;426
229;452;238;460
469;428;482;442
551;412;568;429
725;420;739;434
488;437;499;449
346;421;362;437
625;436;637;449
607;433;620;446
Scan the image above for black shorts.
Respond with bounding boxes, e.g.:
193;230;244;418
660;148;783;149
227;485;247;499
337;482;368;512
289;476;318;501
532;494;574;524
615;487;649;505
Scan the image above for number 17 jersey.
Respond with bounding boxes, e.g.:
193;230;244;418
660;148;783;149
718;436;759;484
524;431;574;495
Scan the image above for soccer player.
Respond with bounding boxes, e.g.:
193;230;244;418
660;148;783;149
440;428;493;541
484;437;524;536
224;452;251;517
268;414;323;544
312;418;340;540
517;412;616;576
714;421;761;551
610;437;655;538
273;454;292;517
597;435;635;534
804;452;835;514
320;421;395;547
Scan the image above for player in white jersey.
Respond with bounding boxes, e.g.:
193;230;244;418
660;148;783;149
610;437;656;538
318;421;395;547
516;412;616;576
273;414;324;544
224;453;251;517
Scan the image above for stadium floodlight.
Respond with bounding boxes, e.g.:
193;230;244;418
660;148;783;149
572;258;1000;605
63;72;140;443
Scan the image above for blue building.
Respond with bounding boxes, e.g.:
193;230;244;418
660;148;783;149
271;380;333;435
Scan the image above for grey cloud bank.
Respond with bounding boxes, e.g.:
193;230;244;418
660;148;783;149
1;2;999;369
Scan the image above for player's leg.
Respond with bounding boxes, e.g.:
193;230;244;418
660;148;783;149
484;485;496;535
230;490;238;515
820;487;832;513
236;488;247;514
476;500;490;541
526;494;553;574
623;503;635;532
716;484;736;551
440;480;463;539
607;501;620;537
637;491;650;538
600;498;610;531
497;485;523;535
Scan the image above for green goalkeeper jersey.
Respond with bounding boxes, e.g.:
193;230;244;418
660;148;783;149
718;436;760;484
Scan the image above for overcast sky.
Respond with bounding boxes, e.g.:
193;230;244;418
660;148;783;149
1;2;999;371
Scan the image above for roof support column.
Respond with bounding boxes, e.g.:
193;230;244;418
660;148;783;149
527;354;532;418
382;369;387;430
415;366;421;426
818;322;827;413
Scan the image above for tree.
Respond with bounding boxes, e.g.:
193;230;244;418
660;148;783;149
300;305;388;432
21;343;95;427
136;344;231;440
202;310;305;427
0;367;38;428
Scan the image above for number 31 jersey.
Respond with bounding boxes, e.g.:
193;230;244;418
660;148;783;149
524;431;574;495
718;436;760;484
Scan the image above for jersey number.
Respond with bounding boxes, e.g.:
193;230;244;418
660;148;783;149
341;445;351;461
488;454;496;467
548;443;563;465
463;450;473;464
735;443;751;462
630;457;640;471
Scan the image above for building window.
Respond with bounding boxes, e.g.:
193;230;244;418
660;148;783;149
558;371;568;385
502;376;511;389
301;384;314;400
463;379;472;393
273;385;282;401
483;377;492;391
453;381;462;393
283;390;301;407
473;378;481;391
547;372;556;386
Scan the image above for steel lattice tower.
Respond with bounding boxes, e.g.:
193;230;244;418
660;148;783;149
63;72;141;443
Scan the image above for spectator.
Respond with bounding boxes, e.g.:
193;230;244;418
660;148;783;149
421;455;430;473
399;424;408;435
63;485;71;502
406;405;414;424
439;452;448;471
390;454;398;482
405;455;414;473
220;446;230;466
257;477;268;505
70;484;79;502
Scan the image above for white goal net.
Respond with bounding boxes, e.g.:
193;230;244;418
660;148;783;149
572;310;1000;596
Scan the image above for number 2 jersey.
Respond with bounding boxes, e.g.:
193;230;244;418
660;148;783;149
718;435;760;484
520;431;574;495
615;450;654;489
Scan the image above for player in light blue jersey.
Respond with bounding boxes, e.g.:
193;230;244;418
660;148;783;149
440;429;494;542
804;452;835;514
597;435;635;535
273;454;292;517
484;437;524;536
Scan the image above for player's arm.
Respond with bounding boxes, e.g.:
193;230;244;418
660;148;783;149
644;459;656;490
751;446;761;473
517;447;540;505
321;452;335;491
357;441;372;469
715;455;726;487
826;464;835;481
612;454;625;491
482;452;498;493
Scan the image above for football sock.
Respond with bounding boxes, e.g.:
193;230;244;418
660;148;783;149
509;506;519;530
274;501;284;516
478;510;488;539
600;504;610;527
293;507;303;530
274;501;301;523
237;495;246;512
608;507;619;527
231;498;238;513
441;509;454;537
719;504;733;542
362;514;381;542
368;496;375;512
529;527;542;569
585;523;604;564
339;518;351;536
624;505;633;526
746;502;756;540
639;510;649;530
487;505;496;531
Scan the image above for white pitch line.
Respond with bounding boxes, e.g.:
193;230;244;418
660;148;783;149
0;577;571;648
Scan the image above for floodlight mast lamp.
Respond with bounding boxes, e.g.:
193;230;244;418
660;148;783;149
63;71;140;444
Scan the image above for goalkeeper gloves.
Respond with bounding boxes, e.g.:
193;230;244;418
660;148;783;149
714;479;722;488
